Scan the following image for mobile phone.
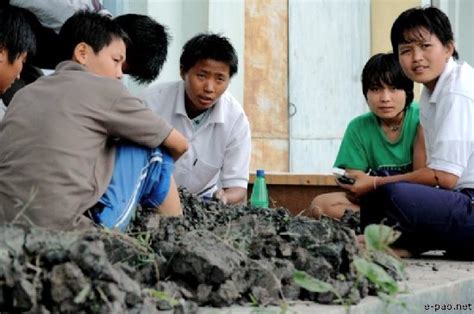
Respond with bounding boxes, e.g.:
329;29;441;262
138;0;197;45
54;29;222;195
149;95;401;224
336;175;356;185
332;168;355;185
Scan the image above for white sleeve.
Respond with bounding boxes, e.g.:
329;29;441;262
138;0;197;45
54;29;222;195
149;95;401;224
220;113;251;189
429;94;474;176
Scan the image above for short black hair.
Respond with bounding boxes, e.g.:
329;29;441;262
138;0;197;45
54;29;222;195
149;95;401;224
180;33;238;77
114;14;170;84
362;53;414;109
391;6;458;60
0;5;36;63
59;10;129;62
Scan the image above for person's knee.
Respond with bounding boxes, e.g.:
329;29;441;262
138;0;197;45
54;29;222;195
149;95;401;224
310;193;357;220
362;183;401;213
157;177;182;216
309;195;326;219
368;182;416;228
376;182;412;200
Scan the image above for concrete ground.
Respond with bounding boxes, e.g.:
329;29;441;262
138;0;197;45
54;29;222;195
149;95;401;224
199;252;474;314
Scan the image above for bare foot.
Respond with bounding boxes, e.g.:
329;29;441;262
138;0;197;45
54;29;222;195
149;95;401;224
356;235;412;258
389;248;412;258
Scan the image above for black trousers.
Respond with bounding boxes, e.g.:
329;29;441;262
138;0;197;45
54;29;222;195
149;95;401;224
361;182;474;255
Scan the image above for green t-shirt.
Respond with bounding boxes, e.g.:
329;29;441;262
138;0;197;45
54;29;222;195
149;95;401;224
334;102;419;173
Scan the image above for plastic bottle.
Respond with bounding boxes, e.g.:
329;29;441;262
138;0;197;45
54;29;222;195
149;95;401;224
250;169;269;208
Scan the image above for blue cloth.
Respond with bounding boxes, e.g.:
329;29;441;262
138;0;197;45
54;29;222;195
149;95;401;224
93;143;173;231
360;182;474;253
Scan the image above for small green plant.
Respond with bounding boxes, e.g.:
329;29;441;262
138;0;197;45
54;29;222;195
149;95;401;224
293;270;335;295
293;270;350;313
362;224;407;282
135;231;157;265
360;224;406;281
74;283;92;304
136;231;152;249
249;293;259;307
146;289;179;307
355;224;409;312
353;257;398;295
364;224;400;251
292;224;409;313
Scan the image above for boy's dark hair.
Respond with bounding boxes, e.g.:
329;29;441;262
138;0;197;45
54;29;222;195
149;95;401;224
180;33;238;77
362;53;414;109
391;6;458;60
114;14;170;84
59;10;129;62
0;5;36;63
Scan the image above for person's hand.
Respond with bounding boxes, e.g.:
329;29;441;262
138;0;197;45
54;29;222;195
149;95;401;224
213;189;228;205
337;172;375;196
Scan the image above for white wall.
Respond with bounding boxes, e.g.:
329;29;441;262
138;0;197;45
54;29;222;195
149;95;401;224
110;0;245;103
435;0;474;66
207;0;245;104
146;0;185;86
288;0;371;174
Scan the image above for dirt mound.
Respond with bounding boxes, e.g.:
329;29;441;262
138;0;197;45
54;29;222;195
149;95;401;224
129;189;367;307
0;189;375;312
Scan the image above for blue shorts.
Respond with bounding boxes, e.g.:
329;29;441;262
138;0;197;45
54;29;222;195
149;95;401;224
92;143;174;232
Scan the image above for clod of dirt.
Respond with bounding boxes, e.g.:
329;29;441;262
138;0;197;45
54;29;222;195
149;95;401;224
0;227;159;313
340;210;361;234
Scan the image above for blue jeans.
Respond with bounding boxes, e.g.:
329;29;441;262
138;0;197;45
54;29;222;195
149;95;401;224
91;143;173;232
360;182;474;253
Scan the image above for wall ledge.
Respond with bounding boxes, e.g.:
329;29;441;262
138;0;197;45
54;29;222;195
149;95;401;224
249;172;337;186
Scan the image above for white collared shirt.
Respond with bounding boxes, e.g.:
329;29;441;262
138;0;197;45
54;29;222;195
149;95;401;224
420;58;474;189
140;81;251;195
11;0;111;33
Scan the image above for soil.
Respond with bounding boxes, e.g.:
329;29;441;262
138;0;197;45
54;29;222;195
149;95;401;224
0;188;396;312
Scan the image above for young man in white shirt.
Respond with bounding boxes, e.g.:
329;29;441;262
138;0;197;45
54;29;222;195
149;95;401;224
141;33;251;205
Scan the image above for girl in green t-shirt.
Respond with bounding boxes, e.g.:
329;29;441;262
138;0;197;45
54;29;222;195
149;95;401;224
310;53;426;220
